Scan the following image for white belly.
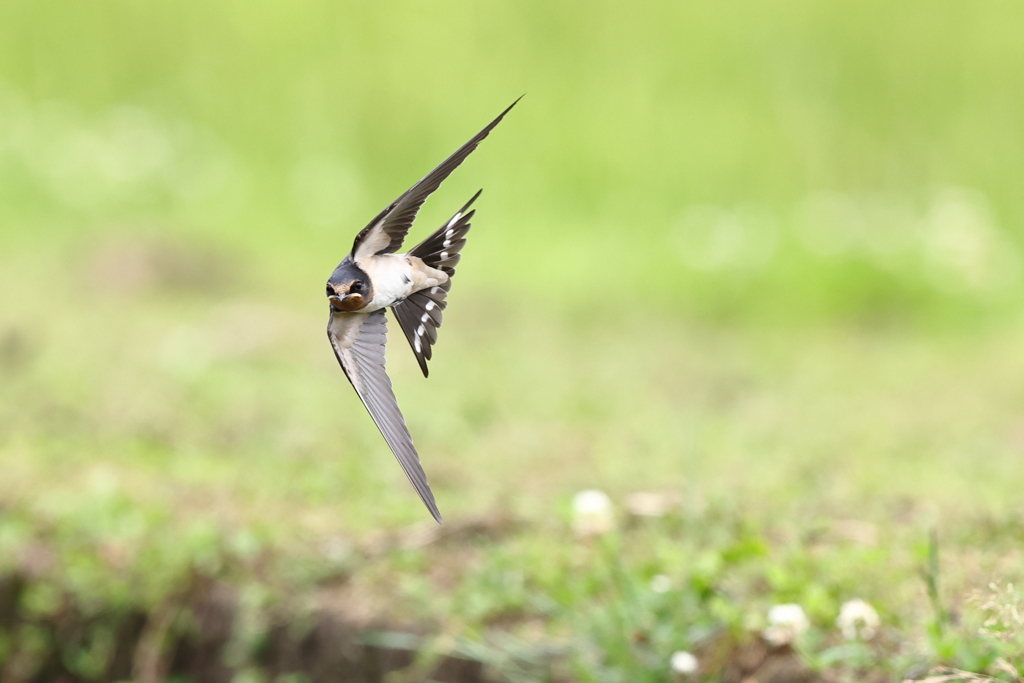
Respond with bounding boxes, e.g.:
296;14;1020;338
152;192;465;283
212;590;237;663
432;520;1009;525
359;254;415;311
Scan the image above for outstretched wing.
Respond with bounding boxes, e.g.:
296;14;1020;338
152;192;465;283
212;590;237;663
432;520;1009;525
327;309;442;523
350;97;520;261
392;190;479;377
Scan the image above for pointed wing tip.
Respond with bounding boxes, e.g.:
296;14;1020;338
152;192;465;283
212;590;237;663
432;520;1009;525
461;188;483;213
418;490;443;523
493;96;523;125
413;472;443;522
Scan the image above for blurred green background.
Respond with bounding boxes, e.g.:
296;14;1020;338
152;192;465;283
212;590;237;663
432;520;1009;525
2;1;1024;680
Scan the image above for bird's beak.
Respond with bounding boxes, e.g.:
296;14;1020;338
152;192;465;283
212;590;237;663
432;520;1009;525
329;293;366;312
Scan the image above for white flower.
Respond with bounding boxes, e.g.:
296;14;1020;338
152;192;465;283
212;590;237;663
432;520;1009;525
572;490;614;537
836;598;880;640
764;603;809;646
650;574;672;593
670;650;699;675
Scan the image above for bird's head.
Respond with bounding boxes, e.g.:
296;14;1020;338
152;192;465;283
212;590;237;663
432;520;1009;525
327;260;373;312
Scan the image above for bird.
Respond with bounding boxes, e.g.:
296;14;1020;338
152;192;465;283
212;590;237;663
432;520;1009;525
325;98;519;523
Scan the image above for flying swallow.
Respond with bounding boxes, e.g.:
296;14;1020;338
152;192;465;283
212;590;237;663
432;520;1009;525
326;98;519;523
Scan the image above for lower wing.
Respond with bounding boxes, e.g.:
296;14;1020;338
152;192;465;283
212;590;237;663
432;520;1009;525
327;309;442;522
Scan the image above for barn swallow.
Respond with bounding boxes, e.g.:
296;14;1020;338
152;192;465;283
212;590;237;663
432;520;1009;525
326;98;519;523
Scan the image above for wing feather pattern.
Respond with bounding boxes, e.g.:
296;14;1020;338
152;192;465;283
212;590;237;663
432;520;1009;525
327;310;442;522
350;98;520;261
392;190;479;377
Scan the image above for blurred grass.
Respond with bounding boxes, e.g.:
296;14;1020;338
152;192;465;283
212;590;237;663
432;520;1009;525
2;0;1024;680
3;0;1024;319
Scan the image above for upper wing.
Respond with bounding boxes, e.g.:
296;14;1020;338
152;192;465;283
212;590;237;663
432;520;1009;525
327;309;442;523
391;190;479;377
350;97;520;261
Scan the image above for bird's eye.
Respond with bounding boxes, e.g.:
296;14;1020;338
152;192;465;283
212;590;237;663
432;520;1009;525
350;281;363;292
325;285;334;296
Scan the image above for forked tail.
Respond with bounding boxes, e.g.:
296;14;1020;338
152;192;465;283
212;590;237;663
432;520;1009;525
391;190;480;377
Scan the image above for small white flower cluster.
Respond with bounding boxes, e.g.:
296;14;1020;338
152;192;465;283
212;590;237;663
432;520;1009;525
761;599;880;647
836;598;880;640
670;650;699;676
572;490;615;537
764;603;810;646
